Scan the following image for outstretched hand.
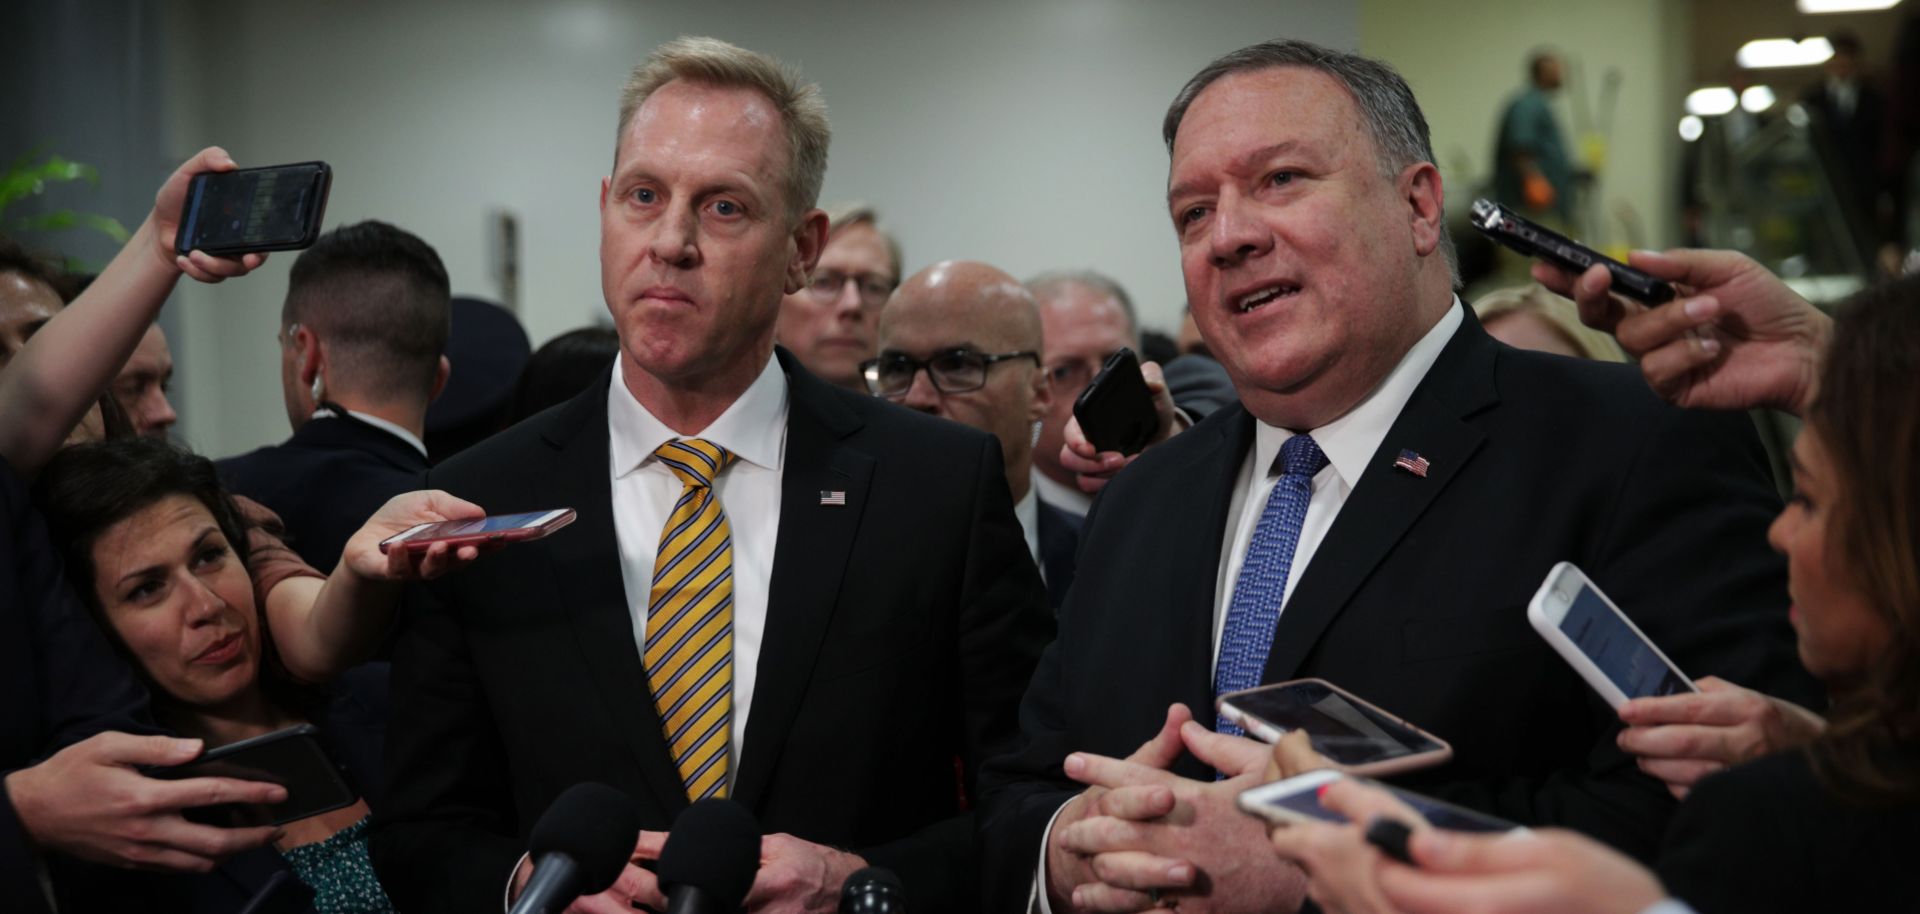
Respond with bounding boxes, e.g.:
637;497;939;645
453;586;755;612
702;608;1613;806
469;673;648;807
342;490;493;581
150;146;269;283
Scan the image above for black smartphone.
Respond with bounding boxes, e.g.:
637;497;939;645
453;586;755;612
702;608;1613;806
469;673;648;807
1073;347;1160;456
1468;199;1674;305
143;724;355;827
175;161;332;257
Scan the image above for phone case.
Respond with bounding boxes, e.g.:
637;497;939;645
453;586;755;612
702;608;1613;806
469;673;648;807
175;161;333;257
1073;347;1160;455
1217;678;1454;777
1526;561;1698;709
377;508;578;554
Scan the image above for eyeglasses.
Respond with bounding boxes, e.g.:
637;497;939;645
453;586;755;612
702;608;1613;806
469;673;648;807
861;348;1041;398
806;269;897;309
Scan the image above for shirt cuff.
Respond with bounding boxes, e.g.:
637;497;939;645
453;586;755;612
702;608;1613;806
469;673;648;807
1031;799;1073;914
1638;900;1699;914
503;851;530;912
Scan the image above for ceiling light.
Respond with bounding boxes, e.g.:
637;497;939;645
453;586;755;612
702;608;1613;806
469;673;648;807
1679;116;1705;143
1738;37;1835;69
1686;87;1739;116
1796;0;1901;13
1741;85;1778;112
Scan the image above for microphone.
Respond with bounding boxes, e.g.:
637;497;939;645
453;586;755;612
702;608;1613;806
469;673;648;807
838;866;905;914
508;782;642;914
656;798;761;914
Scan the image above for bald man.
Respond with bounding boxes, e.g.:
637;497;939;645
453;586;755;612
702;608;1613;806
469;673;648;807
874;261;1078;609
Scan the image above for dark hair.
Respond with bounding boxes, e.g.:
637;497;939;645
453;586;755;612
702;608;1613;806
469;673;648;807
283;220;451;402
510;326;620;423
0;235;66;294
1528;51;1560;83
1805;274;1920;803
1830;31;1863;59
33;438;320;718
1161;39;1458;287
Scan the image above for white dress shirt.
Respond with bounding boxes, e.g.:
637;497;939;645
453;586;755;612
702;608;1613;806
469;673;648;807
1014;486;1044;579
606;354;788;777
307;405;429;457
1032;470;1091;518
1031;301;1463;913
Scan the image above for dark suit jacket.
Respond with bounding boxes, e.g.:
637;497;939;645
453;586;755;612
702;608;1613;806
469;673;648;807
370;349;1054;913
218;411;430;569
1658;748;1920;914
0;462;152;914
1036;498;1080;613
977;306;1821;910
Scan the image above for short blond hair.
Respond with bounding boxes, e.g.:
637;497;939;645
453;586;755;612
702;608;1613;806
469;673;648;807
823;202;902;281
617;36;830;220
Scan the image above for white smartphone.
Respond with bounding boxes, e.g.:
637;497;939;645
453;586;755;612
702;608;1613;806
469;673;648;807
1527;561;1697;709
1237;769;1519;833
1217;678;1452;776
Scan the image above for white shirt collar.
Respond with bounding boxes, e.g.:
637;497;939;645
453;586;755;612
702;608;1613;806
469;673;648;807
1013;484;1042;566
308;406;428;458
607;354;789;479
1250;299;1463;485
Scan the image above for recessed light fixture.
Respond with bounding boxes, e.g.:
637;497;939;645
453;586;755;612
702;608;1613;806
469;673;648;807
1679;115;1705;142
1741;85;1778;113
1738;37;1835;69
1686;87;1740;116
1796;0;1901;13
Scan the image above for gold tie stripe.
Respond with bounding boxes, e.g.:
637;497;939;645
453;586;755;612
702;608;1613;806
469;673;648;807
645;438;736;800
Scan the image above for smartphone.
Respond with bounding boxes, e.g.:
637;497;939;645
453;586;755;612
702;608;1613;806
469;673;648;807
175;161;332;257
1468;199;1675;305
1528;561;1697;709
143;724;355;827
377;508;576;554
1238;769;1519;833
1217;678;1453;776
1073;347;1160;456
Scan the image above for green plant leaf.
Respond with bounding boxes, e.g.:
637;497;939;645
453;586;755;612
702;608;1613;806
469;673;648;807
10;209;132;244
0;155;104;216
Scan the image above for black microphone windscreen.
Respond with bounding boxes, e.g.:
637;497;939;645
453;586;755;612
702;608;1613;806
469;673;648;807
839;866;905;914
657;798;760;906
528;782;642;895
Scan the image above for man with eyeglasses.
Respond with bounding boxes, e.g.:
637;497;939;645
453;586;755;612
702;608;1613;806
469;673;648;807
871;260;1078;610
774;204;901;391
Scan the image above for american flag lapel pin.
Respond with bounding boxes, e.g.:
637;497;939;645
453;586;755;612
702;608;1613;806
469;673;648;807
1392;448;1431;478
819;490;847;506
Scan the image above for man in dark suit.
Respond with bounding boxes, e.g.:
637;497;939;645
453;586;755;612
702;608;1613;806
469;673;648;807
369;38;1052;914
218;220;451;569
978;39;1818;913
874;260;1078;611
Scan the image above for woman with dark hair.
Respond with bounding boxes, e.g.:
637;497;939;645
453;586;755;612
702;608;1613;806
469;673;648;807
1251;259;1920;914
35;437;407;913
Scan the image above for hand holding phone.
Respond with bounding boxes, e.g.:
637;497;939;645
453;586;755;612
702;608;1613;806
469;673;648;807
1528;562;1697;709
1240;769;1519;833
143;725;356;828
1470;200;1674;305
1073;348;1161;456
377;508;576;554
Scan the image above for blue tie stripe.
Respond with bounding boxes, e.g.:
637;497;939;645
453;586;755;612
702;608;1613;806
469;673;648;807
1215;435;1329;741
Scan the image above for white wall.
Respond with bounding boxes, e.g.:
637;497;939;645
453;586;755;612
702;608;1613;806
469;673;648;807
161;0;1356;459
1361;0;1693;258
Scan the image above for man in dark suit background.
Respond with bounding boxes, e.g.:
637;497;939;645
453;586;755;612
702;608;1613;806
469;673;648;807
218;220;451;569
369;37;1052;914
978;39;1819;913
873;260;1077;611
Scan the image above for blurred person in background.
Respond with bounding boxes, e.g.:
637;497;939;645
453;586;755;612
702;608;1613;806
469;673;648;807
1492;50;1574;226
1802;32;1887;252
508;325;620;423
218;220;452;570
874;260;1076;609
111;323;178;439
1471;284;1625;361
774;203;900;391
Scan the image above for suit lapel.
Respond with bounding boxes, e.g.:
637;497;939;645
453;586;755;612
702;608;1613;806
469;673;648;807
1155;407;1255;743
1259;310;1500;683
732;351;872;811
540;374;691;823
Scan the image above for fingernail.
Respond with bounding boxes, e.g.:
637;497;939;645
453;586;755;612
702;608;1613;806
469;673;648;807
1168;862;1193;883
1684;296;1715;319
1064;754;1085;776
1699;336;1721;355
1316;784;1330;798
175;738;202;755
1071;887;1084;906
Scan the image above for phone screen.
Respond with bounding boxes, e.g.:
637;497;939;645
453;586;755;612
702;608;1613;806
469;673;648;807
180;165;324;253
1227;682;1444;766
398;510;560;542
1253;776;1515;833
1562;585;1690;700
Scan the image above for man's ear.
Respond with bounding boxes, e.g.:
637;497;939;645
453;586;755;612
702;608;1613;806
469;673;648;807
599;175;612;216
293;325;324;386
786;208;830;294
1402;162;1445;259
428;355;451;403
1029;362;1052;421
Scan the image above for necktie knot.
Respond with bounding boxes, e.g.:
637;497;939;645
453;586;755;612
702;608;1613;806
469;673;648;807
1277;434;1329;480
655;438;734;489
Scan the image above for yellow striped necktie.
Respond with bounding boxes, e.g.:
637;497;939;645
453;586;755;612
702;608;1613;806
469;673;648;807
645;438;737;801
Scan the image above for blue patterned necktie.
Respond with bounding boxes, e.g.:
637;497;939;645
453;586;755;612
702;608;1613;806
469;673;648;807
1215;434;1329;736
